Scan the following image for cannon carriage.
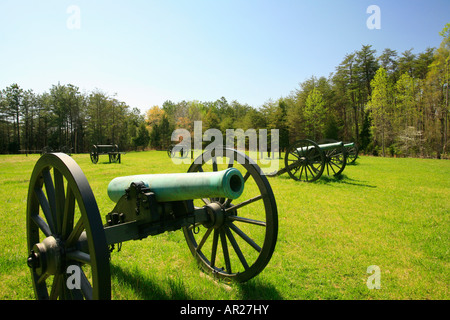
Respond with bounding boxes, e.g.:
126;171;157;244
267;139;348;182
26;147;278;299
90;144;124;164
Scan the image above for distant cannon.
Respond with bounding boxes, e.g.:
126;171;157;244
167;143;190;158
267;139;348;182
26;148;278;299
90;144;124;164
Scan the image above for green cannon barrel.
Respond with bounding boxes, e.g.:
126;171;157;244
107;167;245;203
317;141;344;151
296;141;344;153
344;142;355;148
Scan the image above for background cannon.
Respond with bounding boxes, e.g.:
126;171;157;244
267;139;348;182
90;144;124;164
167;143;190;159
26;148;278;299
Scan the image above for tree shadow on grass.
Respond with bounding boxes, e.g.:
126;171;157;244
316;174;377;188
110;264;283;300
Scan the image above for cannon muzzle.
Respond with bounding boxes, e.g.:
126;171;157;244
107;167;244;203
344;142;355;148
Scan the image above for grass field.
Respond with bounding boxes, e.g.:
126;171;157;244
0;151;449;300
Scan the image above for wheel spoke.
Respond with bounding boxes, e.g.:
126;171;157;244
223;198;232;207
328;161;339;174
37;273;49;285
80;269;93;300
220;229;231;273
210;229;219;268
289;151;300;159
31;214;52;237
225;227;249;270
62;187;75;239
224;194;262;212
67;287;84;300
298;165;304;180
290;164;299;176
66;218;84;248
228;157;234;168
42;169;57;228
66;250;91;265
200;198;210;205
50;274;62;300
227;215;266;227
34;187;56;234
228;222;261;253
196;227;213;252
306;164;315;178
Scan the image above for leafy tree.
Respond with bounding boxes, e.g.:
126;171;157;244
332;53;360;142
262;99;289;151
133;122;150;150
146;105;165;128
304;87;327;140
2;83;23;151
159;115;174;149
368;68;393;156
378;48;398;81
203;107;220;131
395;72;419;131
356;45;379;98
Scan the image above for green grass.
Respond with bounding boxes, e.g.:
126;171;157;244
0;151;449;300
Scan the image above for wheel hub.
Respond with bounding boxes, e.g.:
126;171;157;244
203;202;226;229
27;236;64;276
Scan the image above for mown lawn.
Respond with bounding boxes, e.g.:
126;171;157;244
0;151;448;300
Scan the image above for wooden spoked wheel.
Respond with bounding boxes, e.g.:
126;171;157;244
284;139;325;182
109;153;119;163
26;153;110;300
183;148;278;282
323;144;347;176
90;152;99;164
346;144;358;164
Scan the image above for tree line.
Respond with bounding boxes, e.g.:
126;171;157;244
0;83;150;154
1;24;449;158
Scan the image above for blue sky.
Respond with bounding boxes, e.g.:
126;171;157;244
1;0;449;113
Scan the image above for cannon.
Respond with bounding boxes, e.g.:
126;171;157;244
167;143;190;159
267;139;348;182
90;144;124;164
26;147;278;299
